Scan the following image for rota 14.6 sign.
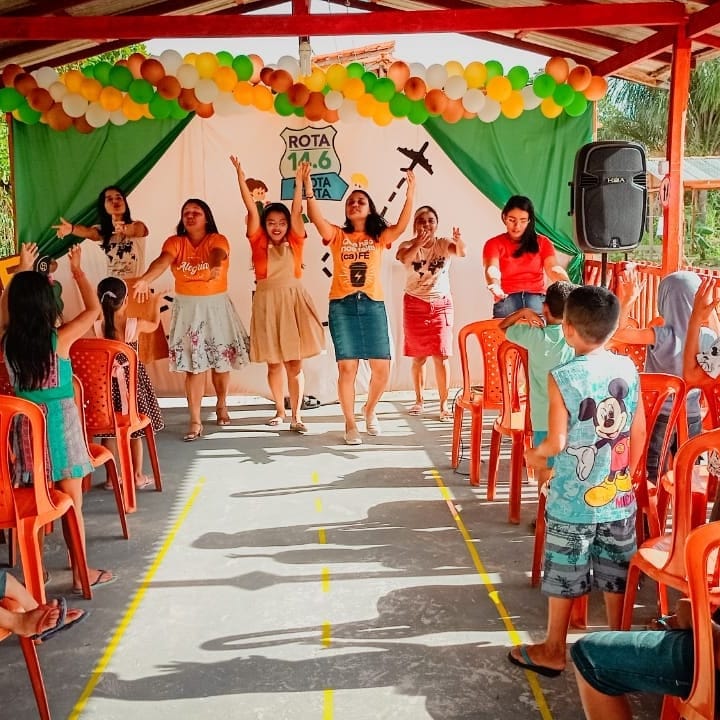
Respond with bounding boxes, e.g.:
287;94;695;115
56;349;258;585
279;126;349;201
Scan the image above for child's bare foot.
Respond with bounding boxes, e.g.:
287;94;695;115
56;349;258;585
134;474;154;490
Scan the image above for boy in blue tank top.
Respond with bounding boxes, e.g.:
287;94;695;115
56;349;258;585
508;285;647;679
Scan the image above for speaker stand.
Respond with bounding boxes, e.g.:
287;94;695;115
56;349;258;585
600;255;609;288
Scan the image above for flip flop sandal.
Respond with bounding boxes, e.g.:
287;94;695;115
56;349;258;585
409;402;424;415
35;600;88;643
72;569;117;595
266;416;287;427
289;421;308;434
134;475;155;491
32;597;65;643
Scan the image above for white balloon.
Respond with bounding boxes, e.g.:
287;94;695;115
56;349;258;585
194;78;219;104
214;91;237;116
176;63;199;89
48;81;67;101
61;92;88;118
425;63;448;89
324;90;344;111
409;63;426;80
109;109;128;126
33;66;58;89
159;49;183;75
277;55;299;78
461;88;485;113
85;101;110;128
477;98;501;122
521;85;542;110
444;75;468;100
337;99;359;123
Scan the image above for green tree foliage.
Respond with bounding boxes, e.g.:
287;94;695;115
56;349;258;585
0;44;147;256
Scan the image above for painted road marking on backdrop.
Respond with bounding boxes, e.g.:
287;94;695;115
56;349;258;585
430;469;553;720
69;477;206;720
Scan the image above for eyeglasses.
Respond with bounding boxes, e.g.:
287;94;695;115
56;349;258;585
505;217;530;226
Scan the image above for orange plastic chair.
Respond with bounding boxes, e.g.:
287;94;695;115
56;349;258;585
69;338;162;514
72;375;128;540
621;428;720;628
487;341;531;525
658;521;720;720
450;320;504;487
606;337;647;373
0;598;50;720
0;395;91;604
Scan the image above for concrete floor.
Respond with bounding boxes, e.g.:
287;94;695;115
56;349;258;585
1;391;663;720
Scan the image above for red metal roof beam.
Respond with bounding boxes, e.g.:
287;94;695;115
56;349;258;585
0;3;687;39
592;27;678;77
687;1;720;38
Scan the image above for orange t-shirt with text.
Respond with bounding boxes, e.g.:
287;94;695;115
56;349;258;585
324;226;392;301
162;233;230;296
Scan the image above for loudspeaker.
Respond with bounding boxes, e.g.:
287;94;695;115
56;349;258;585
570;141;647;253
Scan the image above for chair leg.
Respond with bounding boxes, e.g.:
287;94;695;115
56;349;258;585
15;521;46;605
62;507;92;601
507;434;523;525
18;636;51;720
106;458;129;540
144;427;163;492
487;427;501;501
116;430;137;514
531;494;546;587
469;408;484;487
621;561;641;629
450;407;464;469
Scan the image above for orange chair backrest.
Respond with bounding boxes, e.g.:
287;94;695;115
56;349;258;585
457;319;504;411
606;337;647;373
496;340;531;430
69;338;142;436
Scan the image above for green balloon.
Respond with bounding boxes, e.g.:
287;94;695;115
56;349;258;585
0;87;24;112
16;100;41;125
507;65;530;90
346;62;365;79
485;60;504;80
372;77;396;103
149;92;172;119
109;65;133;91
361;71;378;93
274;92;295;116
565;92;589;117
408;100;429;125
93;61;113;85
293;105;305;117
389;92;412;118
232;55;253;81
532;73;556;98
553;82;575;107
129;78;154;104
168;101;189;120
81;64;95;78
216;51;233;67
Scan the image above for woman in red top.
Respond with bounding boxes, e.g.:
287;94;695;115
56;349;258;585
482;196;569;318
134;199;250;441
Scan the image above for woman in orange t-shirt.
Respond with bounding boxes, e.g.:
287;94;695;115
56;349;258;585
303;164;415;446
134;199;250;441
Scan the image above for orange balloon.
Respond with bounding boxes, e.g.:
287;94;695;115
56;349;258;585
121;95;144;121
323;107;339;123
27;87;53;112
195;102;215;118
304;91;326;121
287;83;310;107
251;84;273;111
99;86;123;111
127;52;146;79
424;88;448;115
248;54;264;84
140;58;165;85
357;93;377;117
2;64;23;88
233;81;253;105
584;75;608;101
46;103;73;131
157;75;181;100
259;66;274;86
343;77;365;101
269;69;293;94
213;66;238;93
501;90;524;119
73;115;94;134
387;61;411;91
14;73;38;96
178;88;199;112
80;77;102;102
404;76;426;100
568;65;592;92
540;97;563;119
373;104;393;126
63;69;84;93
545;56;569;84
441;98;464;123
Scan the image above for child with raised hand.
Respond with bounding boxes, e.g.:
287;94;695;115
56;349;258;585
510;285;646;678
1;243;115;595
94;276;165;490
230;155;325;434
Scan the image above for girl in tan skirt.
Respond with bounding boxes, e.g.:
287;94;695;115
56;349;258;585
230;156;325;434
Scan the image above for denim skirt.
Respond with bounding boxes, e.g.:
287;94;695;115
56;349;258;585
329;292;391;361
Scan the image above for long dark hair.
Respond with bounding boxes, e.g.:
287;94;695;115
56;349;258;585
4;271;61;391
502;195;539;258
176;198;219;236
97;276;128;340
262;203;291;237
97;185;132;252
342;190;387;242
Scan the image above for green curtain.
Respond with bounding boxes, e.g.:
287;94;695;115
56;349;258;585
12;114;193;257
424;108;593;282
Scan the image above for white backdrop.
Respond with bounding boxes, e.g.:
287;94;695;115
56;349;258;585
55;108;507;401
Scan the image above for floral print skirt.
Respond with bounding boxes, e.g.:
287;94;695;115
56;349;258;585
168;293;250;375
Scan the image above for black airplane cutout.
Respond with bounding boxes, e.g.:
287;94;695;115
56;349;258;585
397;141;433;175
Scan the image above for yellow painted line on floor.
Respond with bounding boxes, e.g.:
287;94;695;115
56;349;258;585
68;477;206;720
321;621;332;647
318;528;327;544
323;688;334;719
320;567;331;592
430;469;553;720
315;498;323;512
312;471;320;484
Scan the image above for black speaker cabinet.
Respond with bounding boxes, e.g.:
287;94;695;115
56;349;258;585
571;141;647;253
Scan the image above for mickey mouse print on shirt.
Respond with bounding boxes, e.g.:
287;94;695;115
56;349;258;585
566;378;634;508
